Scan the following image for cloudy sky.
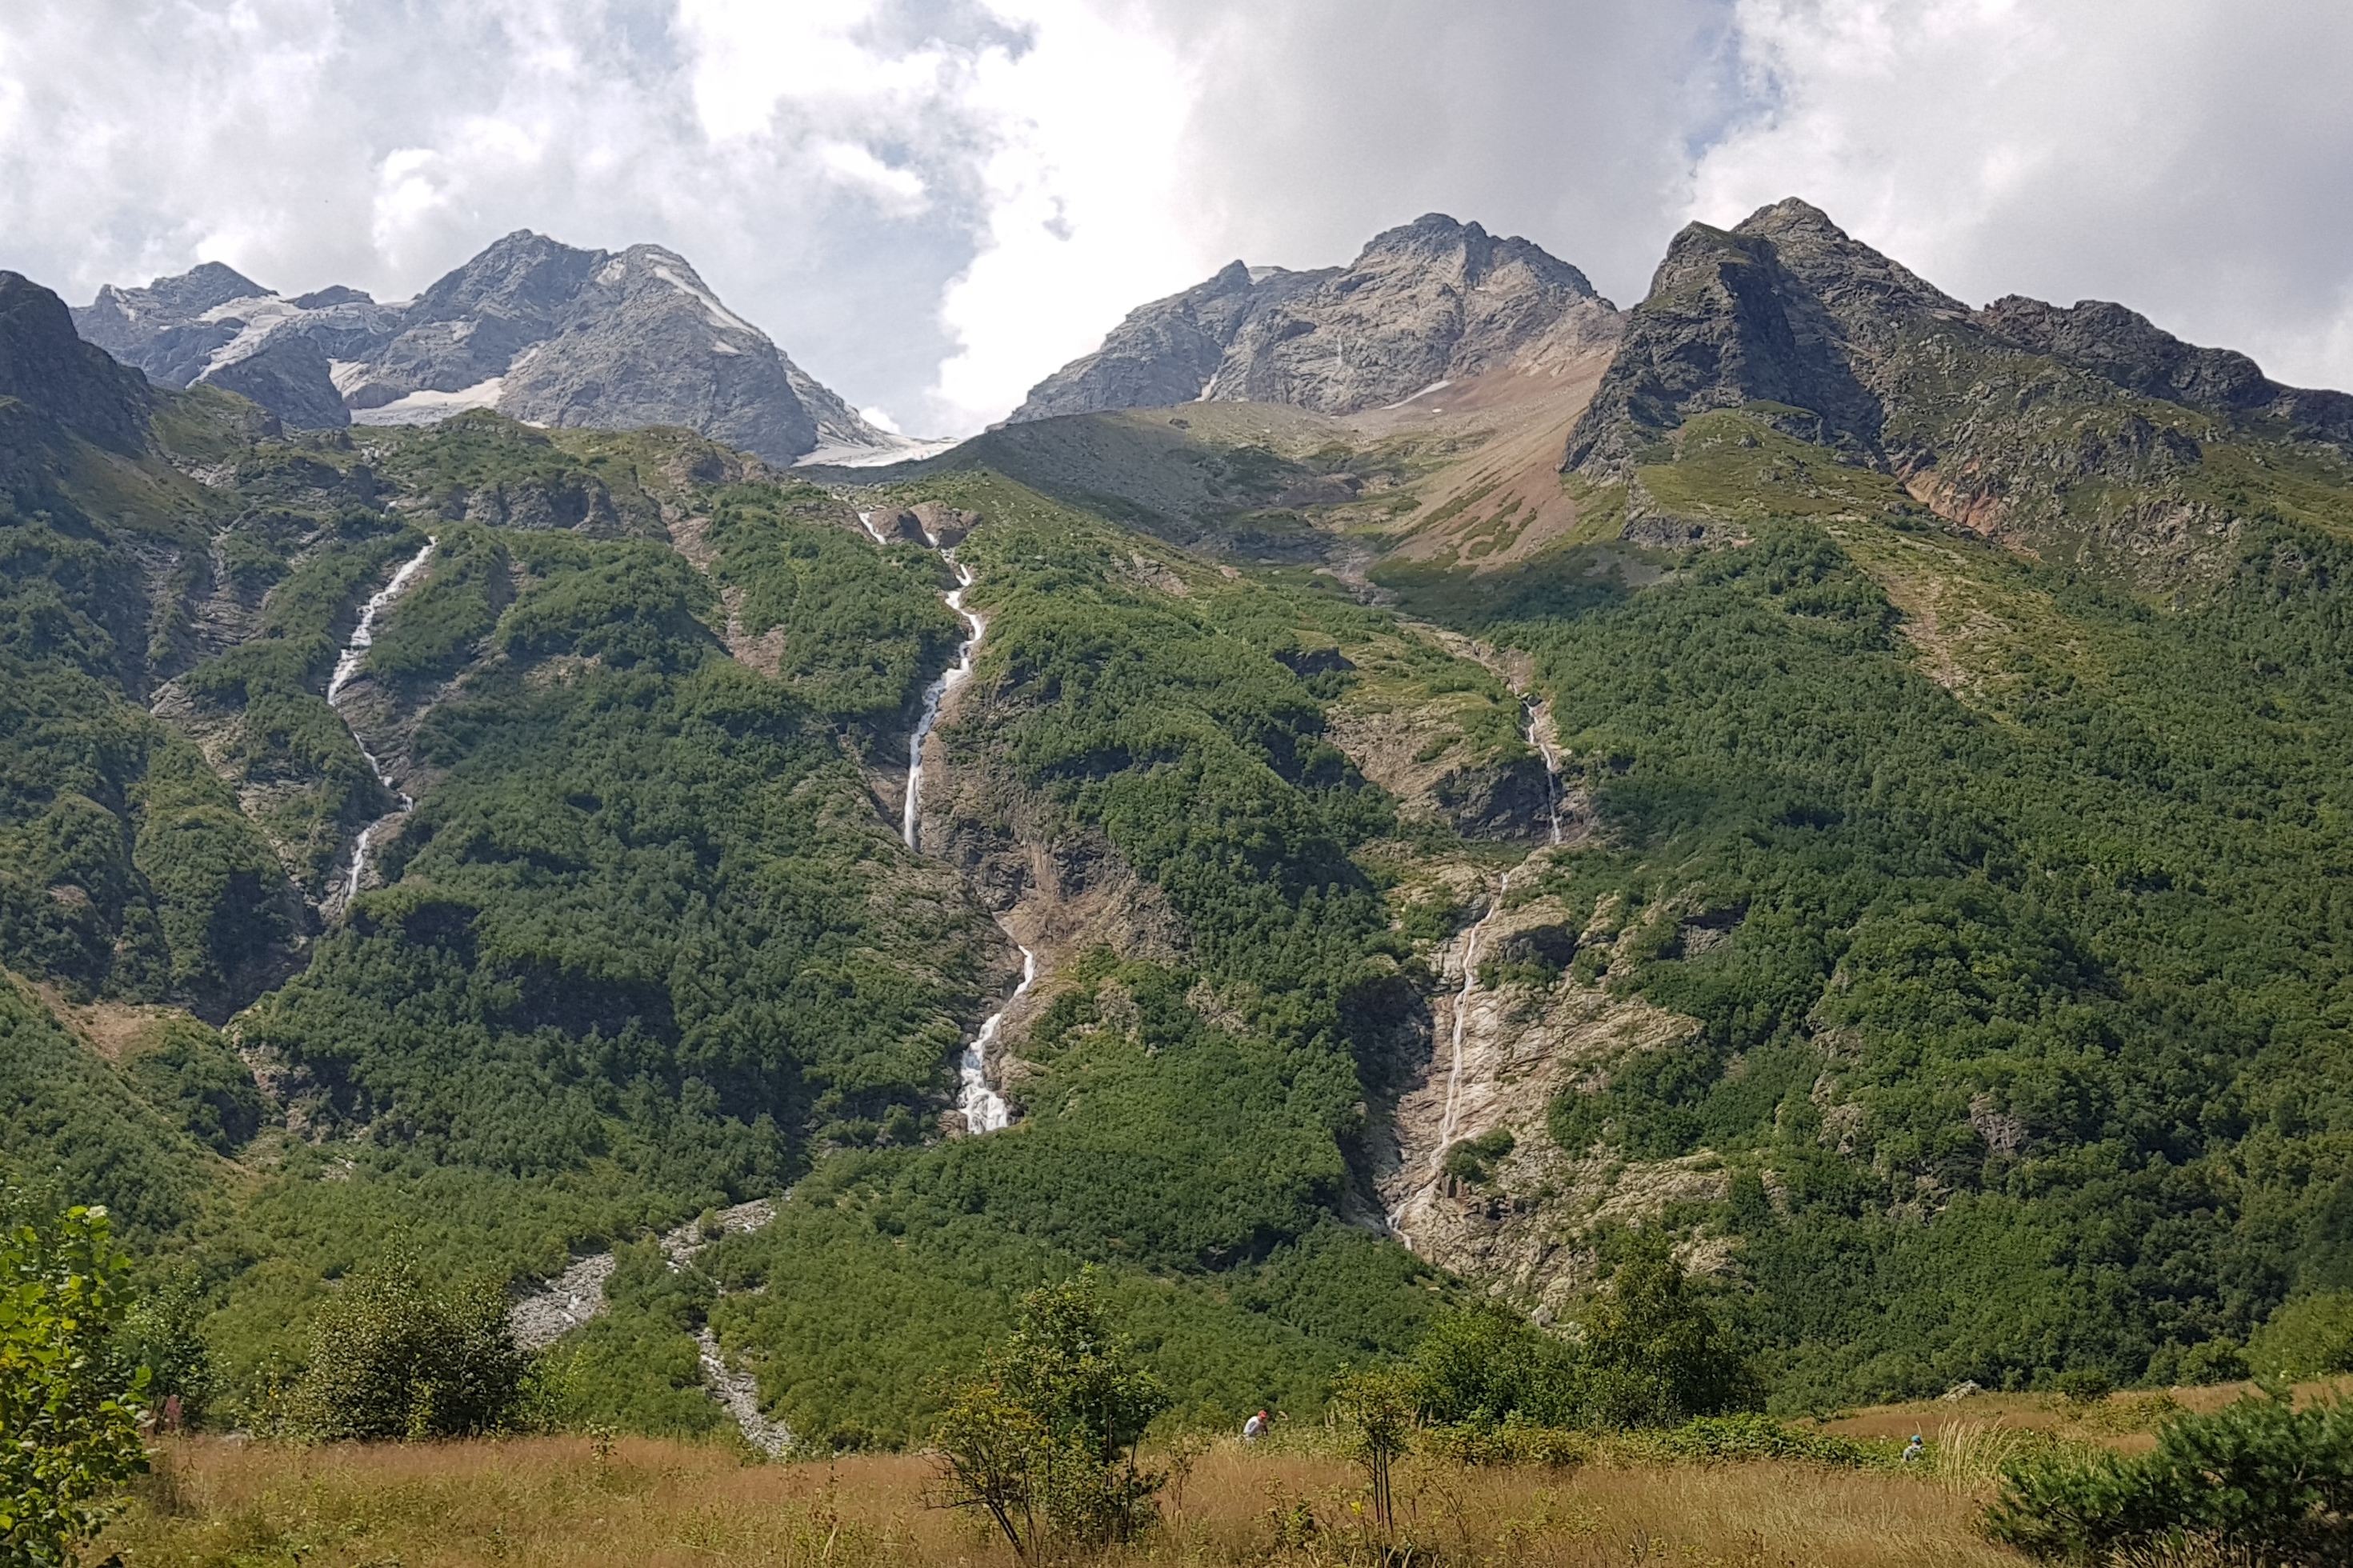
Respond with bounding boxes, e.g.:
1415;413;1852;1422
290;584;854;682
2;1;2349;435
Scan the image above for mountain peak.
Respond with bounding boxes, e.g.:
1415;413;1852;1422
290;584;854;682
72;233;897;462
1010;215;1615;422
1568;197;1943;474
1732;196;1845;242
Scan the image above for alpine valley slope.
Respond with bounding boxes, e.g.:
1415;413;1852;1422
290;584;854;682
0;257;1508;1442
886;197;2353;1407
11;187;2353;1446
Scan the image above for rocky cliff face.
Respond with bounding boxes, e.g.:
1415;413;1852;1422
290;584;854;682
1010;214;1621;422
1976;294;2353;444
1563;198;1964;475
74;234;894;464
1562;198;2353;579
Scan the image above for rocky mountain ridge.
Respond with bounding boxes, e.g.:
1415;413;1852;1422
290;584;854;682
1562;198;2353;574
1010;213;1623;423
74;233;901;466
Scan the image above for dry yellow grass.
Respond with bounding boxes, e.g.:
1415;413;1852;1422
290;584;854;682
102;1434;2019;1568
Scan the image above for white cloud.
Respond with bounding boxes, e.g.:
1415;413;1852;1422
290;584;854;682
924;0;1207;430
813;139;930;213
1692;0;2353;389
3;1;2353;437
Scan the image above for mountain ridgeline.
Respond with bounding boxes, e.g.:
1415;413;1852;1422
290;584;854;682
73;232;900;464
1008;213;1622;422
8;194;2353;1441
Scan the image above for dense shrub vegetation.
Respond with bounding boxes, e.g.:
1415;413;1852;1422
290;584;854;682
1985;1387;2353;1562
20;332;2353;1453
1383;495;2353;1406
284;1251;526;1441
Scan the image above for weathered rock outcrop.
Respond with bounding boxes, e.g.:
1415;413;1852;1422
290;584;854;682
1978;294;2353;446
1010;214;1621;422
1563;198;1962;475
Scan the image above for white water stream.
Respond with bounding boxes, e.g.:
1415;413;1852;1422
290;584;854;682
1437;866;1515;1152
1524;698;1563;846
330;538;436;905
961;946;1035;1134
860;510;1030;1134
1399;696;1570;1241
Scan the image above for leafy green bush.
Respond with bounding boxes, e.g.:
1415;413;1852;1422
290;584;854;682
2249;1292;2353;1382
286;1251;526;1441
1413;1302;1586;1429
1411;1243;1756;1437
1983;1387;2353;1562
1635;1410;1879;1467
931;1273;1170;1558
1329;1366;1419;1527
0;1185;150;1567
2051;1368;2115;1408
1579;1242;1761;1428
1441;1128;1515;1185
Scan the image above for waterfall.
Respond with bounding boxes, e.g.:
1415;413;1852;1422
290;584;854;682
858;510;1027;1134
903;557;982;852
861;510;986;854
961;946;1036;1134
1395;688;1570;1245
330;538;435;906
1524;698;1563;846
1438;869;1515;1150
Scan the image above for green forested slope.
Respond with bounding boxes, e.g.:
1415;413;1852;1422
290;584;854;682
1376;405;2353;1406
19;225;2353;1438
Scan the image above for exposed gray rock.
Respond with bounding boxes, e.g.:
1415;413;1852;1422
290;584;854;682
74;233;895;464
1013;261;1332;420
202;330;349;431
1563;198;1959;476
1979;294;2353;446
76;263;354;429
1567;197;2353;488
1010;214;1619;422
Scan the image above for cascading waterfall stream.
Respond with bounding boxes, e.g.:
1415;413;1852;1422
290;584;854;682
1395;692;1569;1246
860;509;1030;1134
330;538;436;906
961;946;1035;1133
1524;698;1563;846
1436;867;1513;1153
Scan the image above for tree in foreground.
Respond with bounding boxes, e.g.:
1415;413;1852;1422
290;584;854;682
1984;1386;2353;1562
1579;1239;1759;1427
1330;1366;1419;1532
287;1250;526;1441
930;1272;1170;1561
0;1186;150;1567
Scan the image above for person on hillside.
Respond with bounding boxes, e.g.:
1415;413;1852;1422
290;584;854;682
1902;1433;1925;1465
1243;1409;1271;1442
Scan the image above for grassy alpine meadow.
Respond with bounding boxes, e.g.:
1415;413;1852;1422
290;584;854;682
102;1432;2019;1568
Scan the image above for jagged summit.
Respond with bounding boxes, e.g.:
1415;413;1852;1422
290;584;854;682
73;233;901;464
1978;293;2353;442
1562;198;1971;475
1010;212;1619;422
1559;194;2353;578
